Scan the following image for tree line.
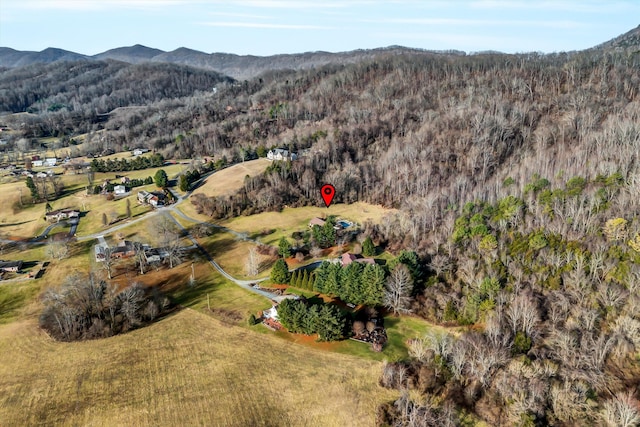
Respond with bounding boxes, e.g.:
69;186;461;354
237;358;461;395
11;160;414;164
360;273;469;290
90;153;164;172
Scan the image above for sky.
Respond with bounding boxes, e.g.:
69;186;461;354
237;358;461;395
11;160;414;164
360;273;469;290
0;0;638;56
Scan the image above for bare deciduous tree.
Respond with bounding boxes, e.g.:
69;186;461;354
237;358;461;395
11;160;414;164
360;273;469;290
601;391;640;427
245;246;259;277
384;263;413;316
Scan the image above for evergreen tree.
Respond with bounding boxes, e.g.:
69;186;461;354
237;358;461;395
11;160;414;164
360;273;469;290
26;176;39;201
341;262;364;304
125;199;131;218
301;270;309;290
154;169;168;188
313;261;330;293
316;304;346;341
278;236;292;258
324;263;341;295
178;174;189;192
362;236;376;256
102;213;108;226
289;270;300;288
301;305;320;335
270;258;291;284
358;264;386;306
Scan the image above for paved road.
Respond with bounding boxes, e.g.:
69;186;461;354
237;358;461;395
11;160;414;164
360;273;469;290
73;167;289;303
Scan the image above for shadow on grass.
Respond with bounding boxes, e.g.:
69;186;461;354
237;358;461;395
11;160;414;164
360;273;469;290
0;219;35;228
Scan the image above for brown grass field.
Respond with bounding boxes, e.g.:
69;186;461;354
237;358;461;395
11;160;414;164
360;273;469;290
191;158;271;198
0;309;396;426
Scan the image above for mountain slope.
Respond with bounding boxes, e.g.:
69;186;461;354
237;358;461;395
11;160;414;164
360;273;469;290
592;24;640;51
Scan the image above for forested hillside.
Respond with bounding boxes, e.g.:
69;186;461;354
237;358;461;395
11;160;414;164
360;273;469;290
2;29;640;425
0;61;233;136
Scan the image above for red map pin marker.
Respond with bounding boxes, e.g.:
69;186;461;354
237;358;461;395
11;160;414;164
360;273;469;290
320;184;336;208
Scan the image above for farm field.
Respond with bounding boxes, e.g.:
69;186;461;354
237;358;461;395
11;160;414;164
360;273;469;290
0;309;396;426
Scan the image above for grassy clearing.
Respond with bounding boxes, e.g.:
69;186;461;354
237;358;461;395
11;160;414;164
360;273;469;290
219;202;395;247
197;231;270;280
222;203;393;247
0;309;396;426
192;158;271;198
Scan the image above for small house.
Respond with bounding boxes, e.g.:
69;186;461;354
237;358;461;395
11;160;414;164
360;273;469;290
148;192;166;207
308;217;326;228
111;240;136;259
137;190;150;203
267;148;297;161
32;160;44;168
44;158;57;167
341;253;375;267
94;245;106;262
132;148;149;156
113;185;127;195
45;209;80;223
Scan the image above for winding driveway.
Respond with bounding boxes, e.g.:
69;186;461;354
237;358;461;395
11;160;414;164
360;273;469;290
160;211;287;302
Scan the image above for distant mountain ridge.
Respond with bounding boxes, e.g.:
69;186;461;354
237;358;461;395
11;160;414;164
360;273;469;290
1;25;639;79
0;44;466;80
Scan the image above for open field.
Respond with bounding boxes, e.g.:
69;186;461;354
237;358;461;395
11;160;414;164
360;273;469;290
0;309;396;426
192;158;271;198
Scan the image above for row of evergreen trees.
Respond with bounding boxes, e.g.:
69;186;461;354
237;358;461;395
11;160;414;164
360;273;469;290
288;269;315;290
314;261;387;306
90;153;164;172
276;298;347;341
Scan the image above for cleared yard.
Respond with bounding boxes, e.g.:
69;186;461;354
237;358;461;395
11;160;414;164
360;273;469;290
192;158;271;198
0;309;396;426
220;202;396;246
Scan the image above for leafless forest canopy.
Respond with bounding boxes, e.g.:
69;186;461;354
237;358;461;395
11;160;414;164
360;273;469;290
2;39;640;426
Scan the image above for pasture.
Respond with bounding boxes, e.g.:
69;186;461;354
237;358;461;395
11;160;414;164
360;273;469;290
0;309;396;426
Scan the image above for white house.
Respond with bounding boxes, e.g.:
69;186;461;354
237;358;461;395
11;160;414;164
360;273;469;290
267;148;297;161
132;148;150;156
263;305;279;321
44;158;57;167
32;160;43;168
113;185;127;195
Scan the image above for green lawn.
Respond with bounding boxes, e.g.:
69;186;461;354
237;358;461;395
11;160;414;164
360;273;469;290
171;265;271;319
